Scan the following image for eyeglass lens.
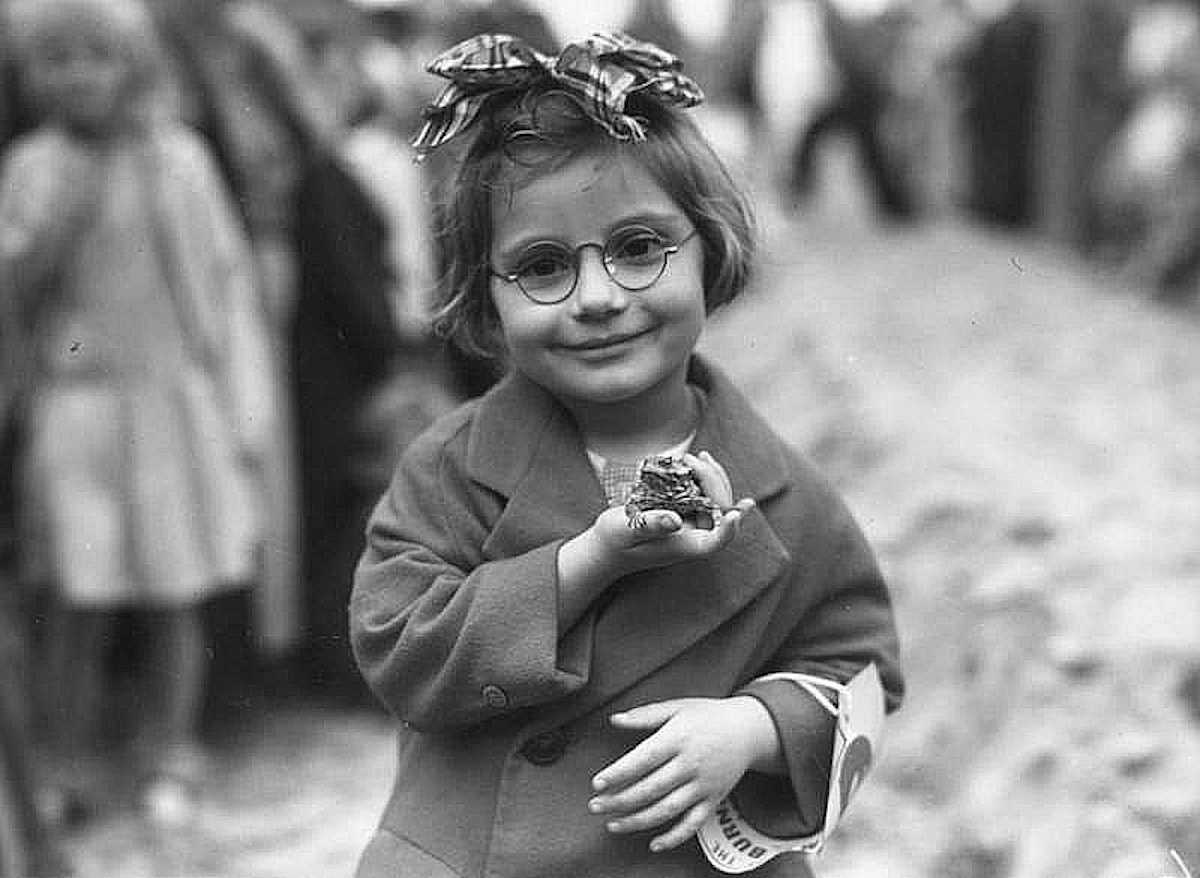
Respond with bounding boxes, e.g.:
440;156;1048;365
510;226;679;303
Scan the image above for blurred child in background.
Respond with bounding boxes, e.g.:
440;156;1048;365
0;0;265;827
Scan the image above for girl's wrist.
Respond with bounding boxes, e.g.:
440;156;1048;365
559;526;625;586
728;695;786;776
556;527;625;628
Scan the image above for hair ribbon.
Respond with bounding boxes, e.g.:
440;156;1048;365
412;32;704;154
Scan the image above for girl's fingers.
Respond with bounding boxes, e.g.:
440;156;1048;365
649;799;714;852
680;499;753;550
593;702;691;792
701;451;734;499
608;701;683;729
685;451;733;507
729;497;755;514
601;782;701;836
629;509;683;538
592;729;678;793
589;758;688;816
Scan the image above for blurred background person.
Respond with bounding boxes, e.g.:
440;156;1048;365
286;2;457;701
881;0;976;217
0;0;266;830
789;0;917;220
1093;0;1200;303
957;0;1045;227
0;8;66;874
155;0;308;670
741;0;915;220
744;0;841;205
0;167;68;878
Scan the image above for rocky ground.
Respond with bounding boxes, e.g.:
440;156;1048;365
58;183;1200;877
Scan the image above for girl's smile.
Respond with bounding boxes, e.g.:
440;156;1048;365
556;326;655;355
489;150;705;422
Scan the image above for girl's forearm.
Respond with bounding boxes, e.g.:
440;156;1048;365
555;528;625;632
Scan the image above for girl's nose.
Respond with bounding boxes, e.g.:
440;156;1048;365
572;247;628;315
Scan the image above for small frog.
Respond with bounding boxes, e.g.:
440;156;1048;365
625;454;722;529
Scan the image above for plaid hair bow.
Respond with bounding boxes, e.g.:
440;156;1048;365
412;32;704;154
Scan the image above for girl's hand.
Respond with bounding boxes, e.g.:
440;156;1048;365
589;451;754;575
589;494;754;575
588;696;781;853
555;451;753;628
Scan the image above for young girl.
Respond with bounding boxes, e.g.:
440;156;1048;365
0;0;263;826
350;32;904;878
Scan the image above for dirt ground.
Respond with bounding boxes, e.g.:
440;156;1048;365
57;183;1200;877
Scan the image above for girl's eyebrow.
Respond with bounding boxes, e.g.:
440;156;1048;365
494;211;691;254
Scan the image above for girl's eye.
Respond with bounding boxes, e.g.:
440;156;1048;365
514;247;572;283
609;228;669;265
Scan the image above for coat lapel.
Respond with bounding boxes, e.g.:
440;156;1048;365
464;359;796;723
466;370;608;554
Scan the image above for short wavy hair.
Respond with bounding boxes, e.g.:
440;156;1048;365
430;83;757;360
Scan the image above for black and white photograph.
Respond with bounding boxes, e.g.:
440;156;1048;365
1;1;1197;876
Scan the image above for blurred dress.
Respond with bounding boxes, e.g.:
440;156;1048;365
0;124;263;605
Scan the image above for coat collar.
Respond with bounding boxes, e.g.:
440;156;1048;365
464;355;792;513
463;356;795;721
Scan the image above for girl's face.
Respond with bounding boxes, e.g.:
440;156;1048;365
28;23;135;136
489;150;706;412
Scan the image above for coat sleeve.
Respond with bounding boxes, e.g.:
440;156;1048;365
349;418;592;732
733;460;903;838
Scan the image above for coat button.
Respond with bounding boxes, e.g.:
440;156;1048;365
520;729;570;766
481;684;509;709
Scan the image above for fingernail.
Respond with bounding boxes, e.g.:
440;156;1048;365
588;798;601;812
592;776;607;791
607;821;621;833
649;840;665;853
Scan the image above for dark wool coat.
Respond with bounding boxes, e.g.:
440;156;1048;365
350;356;904;878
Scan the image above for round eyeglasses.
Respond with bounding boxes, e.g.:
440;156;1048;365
489;226;698;305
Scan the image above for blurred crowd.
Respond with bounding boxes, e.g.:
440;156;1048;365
727;0;1200;301
1;0;1199;874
